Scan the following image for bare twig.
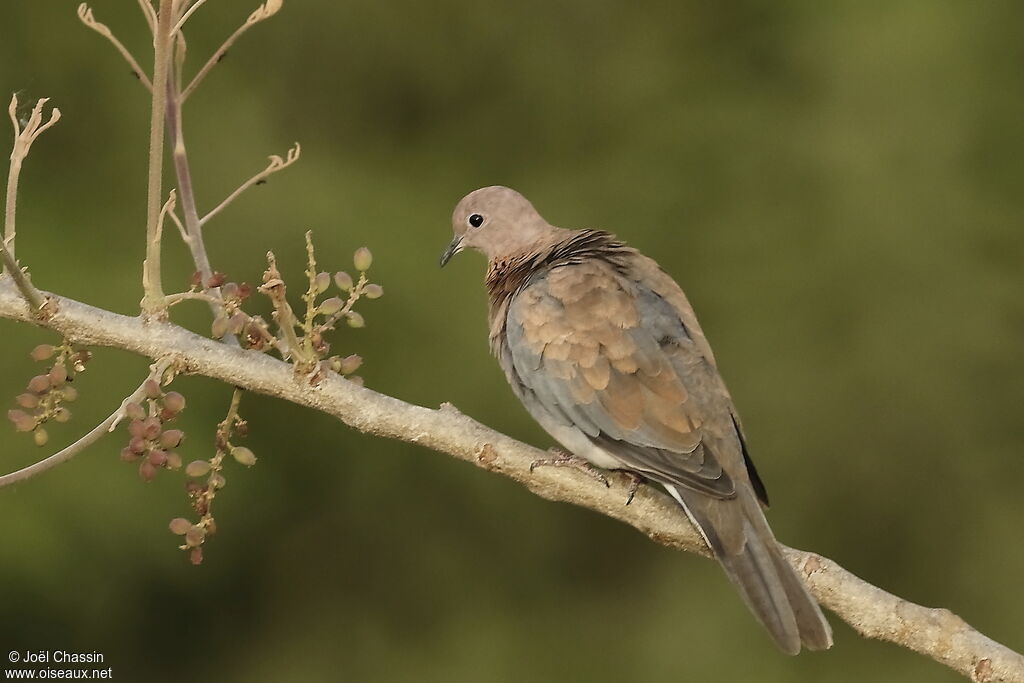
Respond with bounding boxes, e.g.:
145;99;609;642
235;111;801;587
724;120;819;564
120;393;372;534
200;143;300;227
171;0;207;36
5;95;61;267
0;281;1020;682
76;4;153;91
140;0;176;317
181;0;284;103
137;0;157;35
0;357;173;488
1;95;59;316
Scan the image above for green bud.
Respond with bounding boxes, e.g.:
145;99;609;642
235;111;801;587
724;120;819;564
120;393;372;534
314;271;331;294
231;446;257;466
33;428;49;446
185;460;211;478
363;283;383;299
346;312;365;328
353;247;373;272
53;407;72;423
211;314;230;339
334;271;353;291
317;297;344;316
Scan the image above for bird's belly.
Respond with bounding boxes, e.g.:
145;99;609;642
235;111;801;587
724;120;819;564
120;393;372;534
531;410;624;470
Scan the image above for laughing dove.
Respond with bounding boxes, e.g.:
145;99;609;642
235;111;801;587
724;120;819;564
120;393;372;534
441;186;832;654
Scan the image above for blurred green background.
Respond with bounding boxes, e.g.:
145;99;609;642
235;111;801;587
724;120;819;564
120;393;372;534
2;1;1022;681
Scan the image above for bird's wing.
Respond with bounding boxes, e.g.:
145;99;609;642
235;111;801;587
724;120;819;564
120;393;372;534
504;259;738;499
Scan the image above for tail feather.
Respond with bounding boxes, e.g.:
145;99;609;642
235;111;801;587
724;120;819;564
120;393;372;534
666;483;833;654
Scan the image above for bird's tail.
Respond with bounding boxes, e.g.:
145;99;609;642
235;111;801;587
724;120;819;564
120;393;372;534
666;483;833;655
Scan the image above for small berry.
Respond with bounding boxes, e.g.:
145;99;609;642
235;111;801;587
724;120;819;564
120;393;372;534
346;312;365;328
33;429;49;446
189;547;203;565
364;283;383;299
53;407;72;423
120;446;140;463
206;272;226;288
61;386;78;402
128;436;148;455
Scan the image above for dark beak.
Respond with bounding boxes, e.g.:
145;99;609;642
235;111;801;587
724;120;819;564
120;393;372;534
439;235;463;268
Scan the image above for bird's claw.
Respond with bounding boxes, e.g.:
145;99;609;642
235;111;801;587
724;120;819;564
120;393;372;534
529;449;610;487
622;472;644;506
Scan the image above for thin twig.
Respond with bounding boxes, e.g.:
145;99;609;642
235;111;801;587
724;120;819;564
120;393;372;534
1;95;59;315
141;0;176;317
0;357;173;488
200;143;300;227
168;207;189;243
180;0;283;103
137;0;157;35
0;281;1021;681
77;4;153;91
5;95;61;268
171;0;207;35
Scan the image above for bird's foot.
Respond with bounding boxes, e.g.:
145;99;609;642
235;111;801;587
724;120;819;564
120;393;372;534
622;472;644;506
529;449;610;487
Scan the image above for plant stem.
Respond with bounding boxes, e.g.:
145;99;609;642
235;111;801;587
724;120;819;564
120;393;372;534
141;0;176;317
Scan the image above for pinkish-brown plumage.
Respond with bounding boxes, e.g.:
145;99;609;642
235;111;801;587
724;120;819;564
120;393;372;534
442;185;832;654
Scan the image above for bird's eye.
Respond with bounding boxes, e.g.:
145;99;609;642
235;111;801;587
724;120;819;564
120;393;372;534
468;213;484;228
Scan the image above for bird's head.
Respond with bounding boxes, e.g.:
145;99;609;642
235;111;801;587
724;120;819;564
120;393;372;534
440;186;555;266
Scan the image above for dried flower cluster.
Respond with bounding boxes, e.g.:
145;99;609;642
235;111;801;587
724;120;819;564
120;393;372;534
7;342;92;446
168;388;251;565
118;378;186;481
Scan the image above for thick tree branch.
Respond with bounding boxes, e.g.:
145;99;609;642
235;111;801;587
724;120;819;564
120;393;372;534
0;281;1021;682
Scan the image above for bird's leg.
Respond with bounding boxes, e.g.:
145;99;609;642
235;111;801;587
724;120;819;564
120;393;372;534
529;448;610;487
622;472;644;506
